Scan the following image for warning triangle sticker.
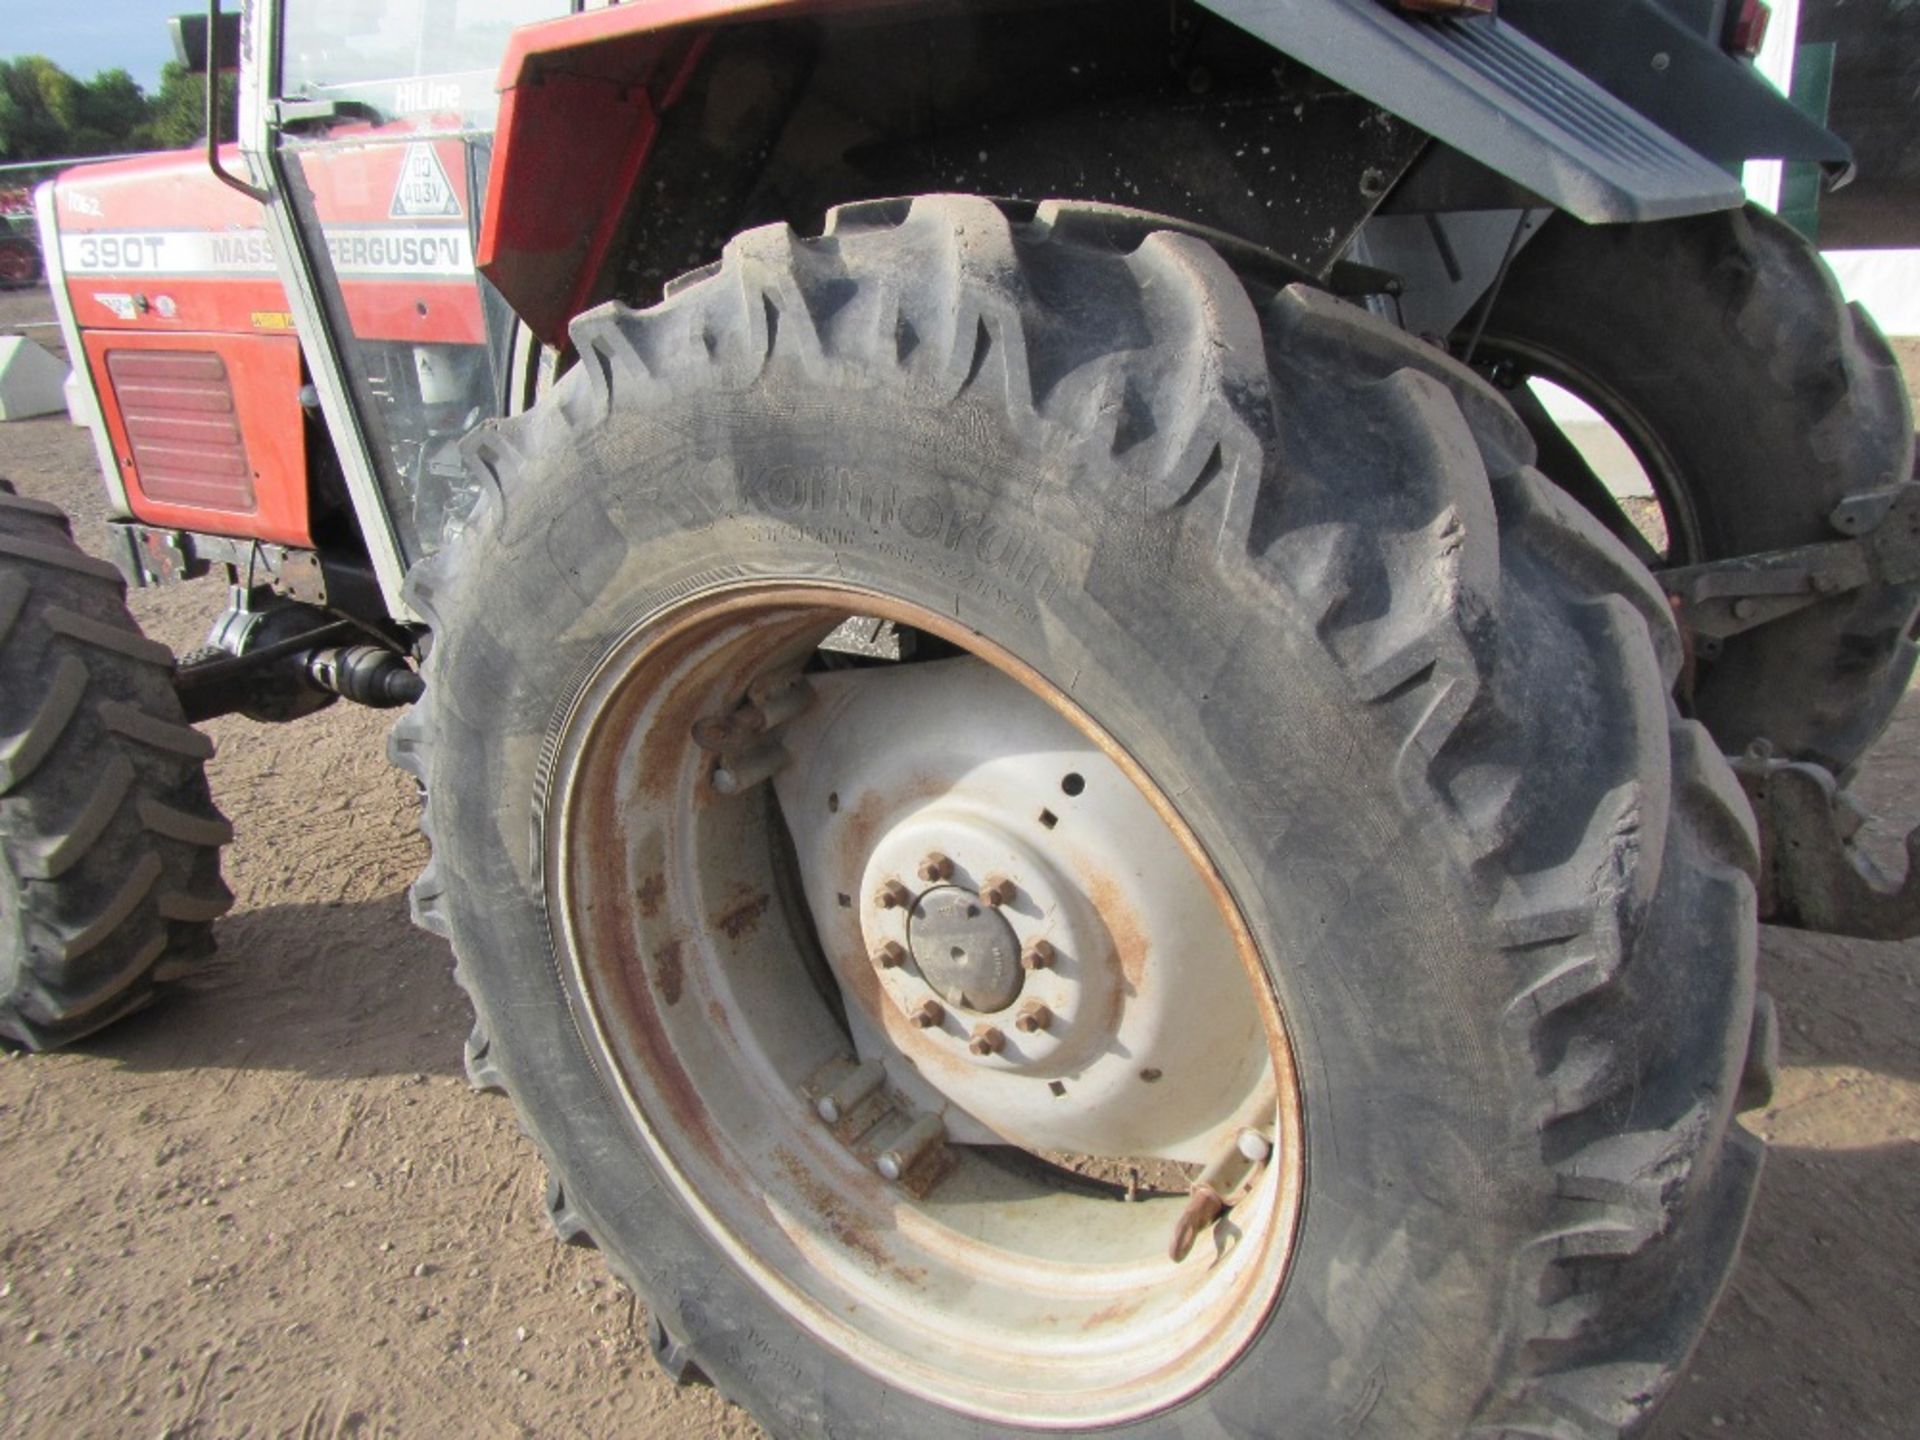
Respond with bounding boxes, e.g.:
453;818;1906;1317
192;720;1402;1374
391;143;462;219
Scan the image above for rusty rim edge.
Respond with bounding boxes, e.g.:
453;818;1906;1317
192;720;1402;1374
542;578;1307;1427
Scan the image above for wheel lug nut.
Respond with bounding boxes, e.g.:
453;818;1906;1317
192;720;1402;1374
968;1025;1005;1056
907;999;944;1029
1021;939;1054;971
980;874;1016;908
1014;1001;1052;1034
874;878;913;910
916;852;954;883
871;940;906;969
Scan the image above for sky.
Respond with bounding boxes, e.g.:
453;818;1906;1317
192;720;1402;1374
3;1;186;91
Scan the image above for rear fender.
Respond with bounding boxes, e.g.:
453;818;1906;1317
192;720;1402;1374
1197;0;1774;222
478;0;838;344
478;0;1841;345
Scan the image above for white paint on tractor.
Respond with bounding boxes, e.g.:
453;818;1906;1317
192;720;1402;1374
772;655;1270;1164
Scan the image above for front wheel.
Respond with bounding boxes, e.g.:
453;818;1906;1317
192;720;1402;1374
0;483;232;1049
398;197;1764;1436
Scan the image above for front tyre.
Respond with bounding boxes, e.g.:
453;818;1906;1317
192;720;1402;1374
0;483;232;1049
398;197;1763;1437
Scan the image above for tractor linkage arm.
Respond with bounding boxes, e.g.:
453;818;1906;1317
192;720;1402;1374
1660;481;1920;941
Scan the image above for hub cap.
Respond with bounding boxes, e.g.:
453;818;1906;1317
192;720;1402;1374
906;886;1022;1013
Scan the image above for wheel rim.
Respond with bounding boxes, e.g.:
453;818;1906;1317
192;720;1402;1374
0;246;31;284
543;582;1304;1427
1475;337;1708;566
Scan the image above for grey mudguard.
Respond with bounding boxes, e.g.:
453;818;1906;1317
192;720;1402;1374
1197;0;1744;223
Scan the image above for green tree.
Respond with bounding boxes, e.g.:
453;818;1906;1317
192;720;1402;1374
0;58;175;162
0;57;83;160
140;60;236;149
74;68;149;151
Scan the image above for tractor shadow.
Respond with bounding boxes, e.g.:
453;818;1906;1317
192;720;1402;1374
1648;1132;1920;1439
1647;889;1920;1437
70;892;468;1081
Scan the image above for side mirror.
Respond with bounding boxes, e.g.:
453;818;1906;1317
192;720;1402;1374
169;12;242;75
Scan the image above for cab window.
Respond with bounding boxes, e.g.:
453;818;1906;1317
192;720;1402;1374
280;0;568;126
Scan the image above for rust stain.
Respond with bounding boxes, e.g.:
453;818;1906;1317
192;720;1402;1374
839;789;894;877
774;1146;898;1278
706;999;734;1039
652;938;684;1006
895;1145;956;1202
635;871;666;919
572;785;728;1175
627;624;729;809
715;890;770;940
839;775;955;877
1084;871;1149;993
837;930;885;1022
1082;1295;1145;1332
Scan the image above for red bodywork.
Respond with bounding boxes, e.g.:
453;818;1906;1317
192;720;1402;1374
55;134;483;547
53;148;311;545
288;132;485;349
58;0;829;549
481;0;847;344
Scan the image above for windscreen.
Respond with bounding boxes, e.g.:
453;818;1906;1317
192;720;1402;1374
281;0;566;126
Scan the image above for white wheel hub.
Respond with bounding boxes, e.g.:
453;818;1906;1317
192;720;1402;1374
774;657;1269;1162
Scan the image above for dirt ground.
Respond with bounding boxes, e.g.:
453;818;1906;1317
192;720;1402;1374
1;282;1916;1440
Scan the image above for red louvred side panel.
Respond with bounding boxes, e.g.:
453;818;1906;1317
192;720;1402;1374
105;350;255;512
86;329;312;547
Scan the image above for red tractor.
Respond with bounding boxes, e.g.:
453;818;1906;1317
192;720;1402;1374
5;1;1914;1434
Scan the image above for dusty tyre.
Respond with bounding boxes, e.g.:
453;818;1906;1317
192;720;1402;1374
0;483;232;1050
1471;203;1918;773
398;197;1764;1437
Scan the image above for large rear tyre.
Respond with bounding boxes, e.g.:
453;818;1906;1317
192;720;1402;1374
0;483;232;1050
399;197;1764;1436
1471;204;1918;773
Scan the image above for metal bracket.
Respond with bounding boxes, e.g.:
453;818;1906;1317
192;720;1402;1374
271;99;345;128
108;521;394;622
1658;481;1920;654
801;1056;953;1197
1732;750;1920;942
270;98;379;132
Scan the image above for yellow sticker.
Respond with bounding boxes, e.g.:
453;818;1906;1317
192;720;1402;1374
250;311;296;331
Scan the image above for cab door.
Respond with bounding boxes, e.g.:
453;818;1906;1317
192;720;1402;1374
260;0;570;569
